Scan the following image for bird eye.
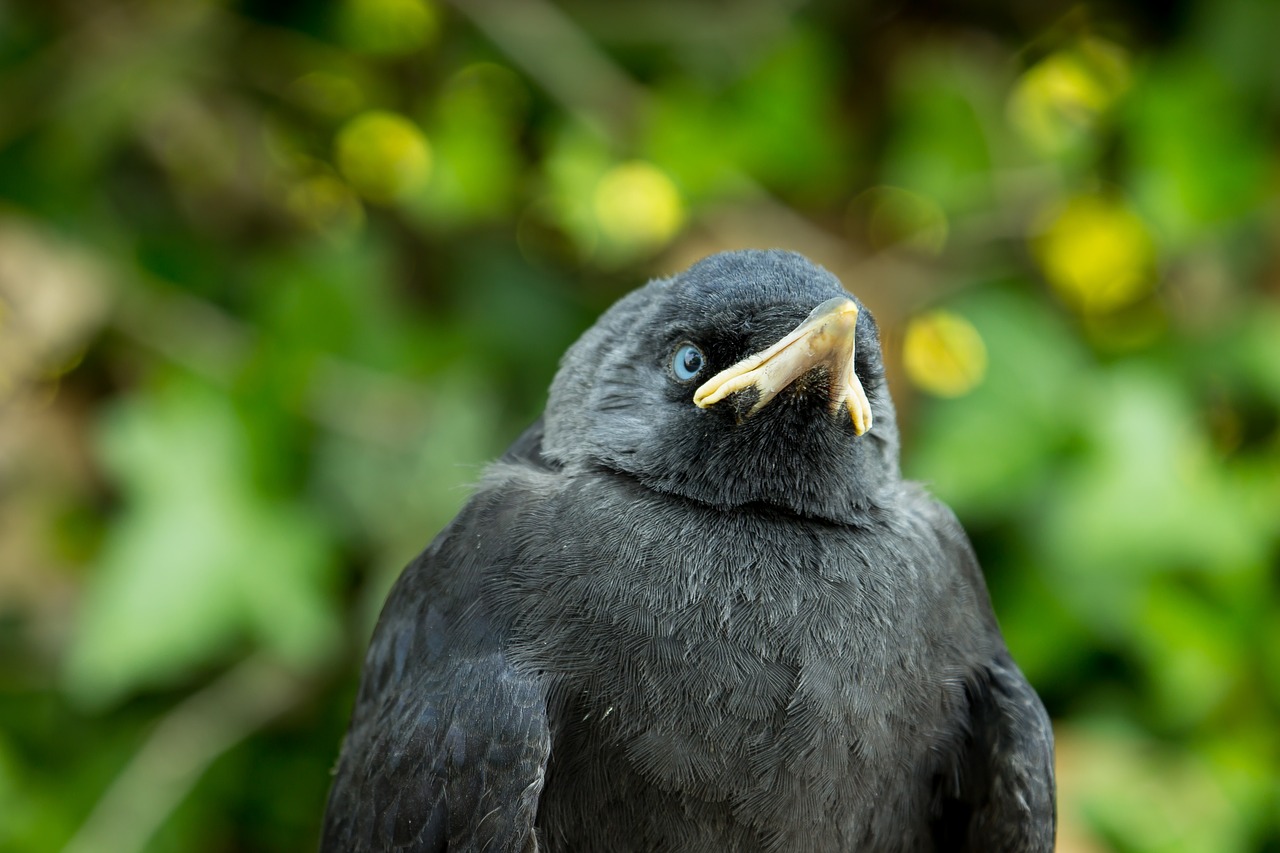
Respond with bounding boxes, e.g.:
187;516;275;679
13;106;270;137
671;343;706;381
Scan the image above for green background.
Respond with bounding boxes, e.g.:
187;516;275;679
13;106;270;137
1;0;1277;850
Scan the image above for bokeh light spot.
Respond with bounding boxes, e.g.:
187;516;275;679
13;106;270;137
1035;194;1155;314
592;161;684;253
1009;37;1131;154
903;310;988;398
335;111;433;204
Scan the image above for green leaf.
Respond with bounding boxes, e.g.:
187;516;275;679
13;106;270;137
1135;581;1244;727
65;378;338;707
645;30;853;203
1034;365;1269;632
1123;57;1272;244
410;63;528;226
880;45;1000;216
719;31;853;201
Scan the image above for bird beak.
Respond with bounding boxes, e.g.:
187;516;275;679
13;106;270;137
692;297;874;435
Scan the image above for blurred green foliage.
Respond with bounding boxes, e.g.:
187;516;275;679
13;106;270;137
1;0;1277;851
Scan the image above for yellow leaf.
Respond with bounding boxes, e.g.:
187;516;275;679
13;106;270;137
903;310;988;398
1008;36;1132;153
335;111;433;204
592;161;685;253
1035;194;1154;314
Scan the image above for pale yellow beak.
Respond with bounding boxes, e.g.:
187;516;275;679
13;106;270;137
692;297;874;436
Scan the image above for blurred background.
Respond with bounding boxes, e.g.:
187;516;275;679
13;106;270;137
1;0;1278;850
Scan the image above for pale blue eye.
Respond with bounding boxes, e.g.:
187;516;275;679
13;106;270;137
672;343;705;381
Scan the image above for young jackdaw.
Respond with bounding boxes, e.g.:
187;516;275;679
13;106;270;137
321;249;1056;852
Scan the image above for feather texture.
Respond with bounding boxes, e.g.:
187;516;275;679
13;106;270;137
321;250;1055;852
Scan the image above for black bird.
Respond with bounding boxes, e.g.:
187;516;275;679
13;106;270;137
320;250;1055;852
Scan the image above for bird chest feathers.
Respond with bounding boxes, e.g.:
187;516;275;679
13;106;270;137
484;468;986;850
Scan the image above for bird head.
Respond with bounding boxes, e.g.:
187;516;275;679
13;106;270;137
543;250;900;523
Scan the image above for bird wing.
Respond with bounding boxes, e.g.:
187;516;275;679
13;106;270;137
320;502;551;853
922;498;1057;853
934;651;1057;853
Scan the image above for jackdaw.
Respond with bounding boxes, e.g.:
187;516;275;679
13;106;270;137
321;249;1056;852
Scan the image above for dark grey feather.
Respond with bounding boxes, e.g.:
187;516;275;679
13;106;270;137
321;250;1055;852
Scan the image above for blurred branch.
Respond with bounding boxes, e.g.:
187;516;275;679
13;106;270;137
61;655;311;853
450;0;645;140
112;284;434;449
112;287;253;388
445;0;856;266
0;1;224;150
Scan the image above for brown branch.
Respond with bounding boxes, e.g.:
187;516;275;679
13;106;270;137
62;655;311;853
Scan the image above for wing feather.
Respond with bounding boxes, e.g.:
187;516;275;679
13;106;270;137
321;487;551;853
920;495;1056;853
